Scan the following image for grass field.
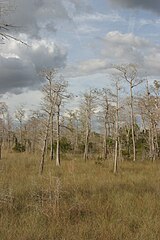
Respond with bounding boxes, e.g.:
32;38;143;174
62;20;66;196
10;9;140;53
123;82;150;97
0;152;160;240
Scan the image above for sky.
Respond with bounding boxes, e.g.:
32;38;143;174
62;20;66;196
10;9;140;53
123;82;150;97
0;0;160;112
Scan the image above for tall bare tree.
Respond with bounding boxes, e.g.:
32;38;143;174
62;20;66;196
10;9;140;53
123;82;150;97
41;69;57;162
54;77;70;166
115;64;143;162
40;69;70;173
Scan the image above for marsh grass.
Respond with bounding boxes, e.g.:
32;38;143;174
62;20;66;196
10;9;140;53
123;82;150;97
0;152;160;239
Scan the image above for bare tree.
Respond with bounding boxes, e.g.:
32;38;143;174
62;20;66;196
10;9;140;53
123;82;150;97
54;77;70;166
41;69;57;162
110;79;122;173
40;69;70;173
80;89;97;161
24;110;42;154
15;105;25;149
65;109;80;153
138;80;160;161
99;88;111;159
115;64;143;162
0;1;28;45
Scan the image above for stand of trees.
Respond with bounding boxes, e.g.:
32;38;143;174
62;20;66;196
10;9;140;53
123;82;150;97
0;65;160;173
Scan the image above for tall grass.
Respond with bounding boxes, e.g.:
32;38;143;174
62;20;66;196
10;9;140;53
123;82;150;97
0;152;160;240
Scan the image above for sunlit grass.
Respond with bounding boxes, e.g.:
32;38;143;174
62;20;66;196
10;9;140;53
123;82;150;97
0;152;160;239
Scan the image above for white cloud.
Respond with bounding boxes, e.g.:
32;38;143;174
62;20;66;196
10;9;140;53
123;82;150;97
1;90;43;113
101;31;160;76
65;59;109;77
74;12;124;23
103;31;149;48
100;31;149;65
77;25;99;34
65;31;160;78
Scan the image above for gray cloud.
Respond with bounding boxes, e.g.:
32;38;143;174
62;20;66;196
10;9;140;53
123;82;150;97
0;56;38;94
0;41;67;94
0;0;76;94
109;0;160;14
7;0;68;39
5;0;90;39
15;41;67;71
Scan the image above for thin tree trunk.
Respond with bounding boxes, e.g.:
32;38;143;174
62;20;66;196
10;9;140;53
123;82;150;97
114;85;119;173
151;123;155;161
0;142;2;160
50;113;54;160
130;85;136;162
104;121;108;159
154;123;158;159
114;117;118;173
114;137;118;173
56;105;60;166
40;117;50;174
118;137;122;162
84;128;89;161
126;127;130;159
74;121;78;153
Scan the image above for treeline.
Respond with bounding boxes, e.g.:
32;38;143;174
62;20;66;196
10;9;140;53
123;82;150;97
0;64;160;173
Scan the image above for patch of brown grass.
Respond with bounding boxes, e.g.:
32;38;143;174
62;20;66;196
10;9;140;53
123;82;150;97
0;152;160;239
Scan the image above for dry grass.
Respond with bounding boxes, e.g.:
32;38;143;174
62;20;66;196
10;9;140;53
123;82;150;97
0;152;160;240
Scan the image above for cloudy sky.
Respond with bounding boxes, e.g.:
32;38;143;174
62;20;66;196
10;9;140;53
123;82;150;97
0;0;160;111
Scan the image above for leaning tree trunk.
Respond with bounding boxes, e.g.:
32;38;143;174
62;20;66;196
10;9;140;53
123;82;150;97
130;85;136;162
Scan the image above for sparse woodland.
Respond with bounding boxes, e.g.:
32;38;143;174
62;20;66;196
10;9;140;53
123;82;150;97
0;65;159;169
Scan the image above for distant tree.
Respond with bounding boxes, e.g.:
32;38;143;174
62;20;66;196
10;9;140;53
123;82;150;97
98;88;111;159
65;110;80;153
15;105;25;149
24;111;42;153
138;80;160;161
80;89;97;161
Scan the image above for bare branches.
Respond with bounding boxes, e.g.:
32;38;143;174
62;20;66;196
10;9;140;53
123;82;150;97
0;1;29;45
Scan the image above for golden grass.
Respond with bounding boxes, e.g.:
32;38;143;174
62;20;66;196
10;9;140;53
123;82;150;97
0;152;160;240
